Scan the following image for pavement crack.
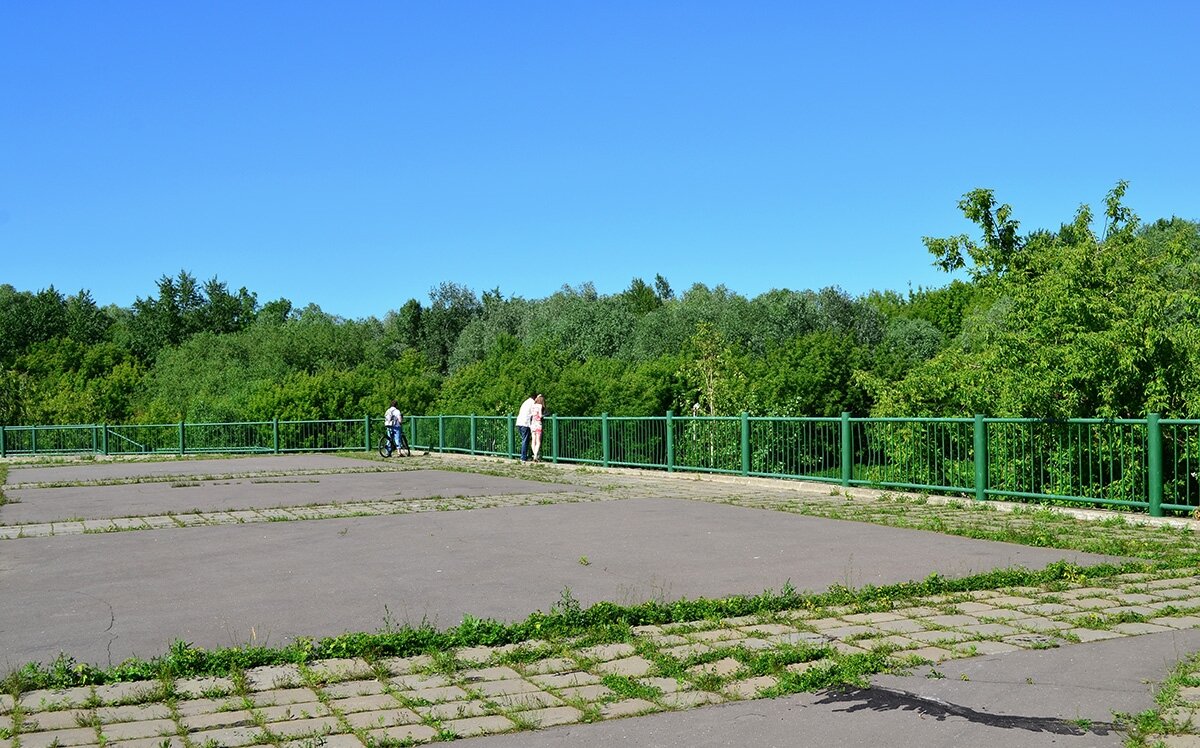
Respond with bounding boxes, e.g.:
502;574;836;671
814;686;1121;736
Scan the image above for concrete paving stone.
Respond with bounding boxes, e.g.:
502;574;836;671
529;671;602;690
99;718;176;741
823;624;877;640
109;735;185;748
470;679;541;698
1177;686;1200;704
486;691;563;711
645;634;689;646
322;680;384;699
1015;616;1073;632
256;702;328;722
906;629;972;645
923;614;983;628
830;641;869;655
1108;604;1160;617
1066;627;1128;643
244;665;303;691
987;595;1038;606
1021;603;1081;616
92;683;162;707
953;602;999;614
367;724;439;744
874;635;920;650
719;615;762;626
841;612;904;624
956;640;1023;656
906;646;955;663
97;704;171;724
461;666;523;683
376;655;431;676
17;727;102;748
976;607;1035;621
576;643;635;662
723;675;779;699
1065;597;1115;610
305;658;373;683
24;709;91;731
663;643;713;660
418;699;489;721
456;646;498;664
174;696;242;717
262;715;339;738
20;687;94;711
593;656;654;677
389;673;451;691
686;658;742;678
180;709;257;730
957;622;1023;637
282;734;363;748
1151;588;1196;599
1151;616;1200;629
81;520;116;532
1153;737;1200;748
174;676;236;699
638;677;686;694
171;514;208;526
630;625;662;636
598;698;658;719
520;658;577;675
737;623;797;636
808;617;847;631
1004;633;1061;648
870;618;929;635
328;694;402;714
518;705;584;728
139;516;178;529
343;708;422;729
1058;587;1115;599
1150;600;1195;611
1113;621;1178;635
250;688;320;707
1112;593;1162;604
765;631;831;647
732;637;776;651
658;691;724;709
443;714;516;737
410;685;471;704
889;606;942;618
689;629;745;643
557;684;613;702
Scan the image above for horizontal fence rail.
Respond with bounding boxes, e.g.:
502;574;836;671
2;412;1193;516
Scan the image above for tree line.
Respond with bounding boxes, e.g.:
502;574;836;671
3;183;1197;426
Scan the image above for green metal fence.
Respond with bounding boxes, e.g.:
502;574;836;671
3;412;1196;516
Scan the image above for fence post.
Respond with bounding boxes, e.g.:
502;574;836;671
507;415;514;457
273;417;280;454
551;414;559;463
438;415;445;452
31;427;37;456
470;414;477;455
665;410;674;472
741;411;750;476
602;413;610;467
973;414;988;502
840;411;852;487
102;424;108;456
0;425;5;458
361;416;369;452
179;420;186;455
91;425;97;454
1148;412;1163;517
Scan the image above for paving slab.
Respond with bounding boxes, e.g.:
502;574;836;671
1;469;580;525
0;498;1123;669
4;454;377;484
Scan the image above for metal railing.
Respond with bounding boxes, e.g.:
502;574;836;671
3;412;1198;516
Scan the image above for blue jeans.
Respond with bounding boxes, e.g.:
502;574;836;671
518;426;531;461
388;424;403;453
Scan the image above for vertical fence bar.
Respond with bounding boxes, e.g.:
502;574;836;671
666;410;674;472
438;415;445;452
602;413;610;467
551;414;559;463
179;420;186;455
363;416;371;452
0;425;5;458
470;414;477;455
741;411;750;476
273;417;280;454
101;424;108;455
91;425;97;454
840;412;851;487
31;427;37;455
1148;412;1163;517
507;415;514;457
974;414;987;501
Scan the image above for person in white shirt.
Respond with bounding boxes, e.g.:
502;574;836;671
516;395;537;462
384;400;403;457
531;395;546;461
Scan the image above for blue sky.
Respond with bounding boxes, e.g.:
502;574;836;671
2;1;1197;319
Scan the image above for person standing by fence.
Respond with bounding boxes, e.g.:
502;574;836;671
530;395;545;461
384;400;403;457
516;394;536;463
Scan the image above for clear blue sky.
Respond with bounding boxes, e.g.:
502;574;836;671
3;1;1197;319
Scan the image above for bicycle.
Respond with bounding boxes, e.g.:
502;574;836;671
379;424;411;458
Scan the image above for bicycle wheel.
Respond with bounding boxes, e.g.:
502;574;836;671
378;435;393;458
398;433;412;457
